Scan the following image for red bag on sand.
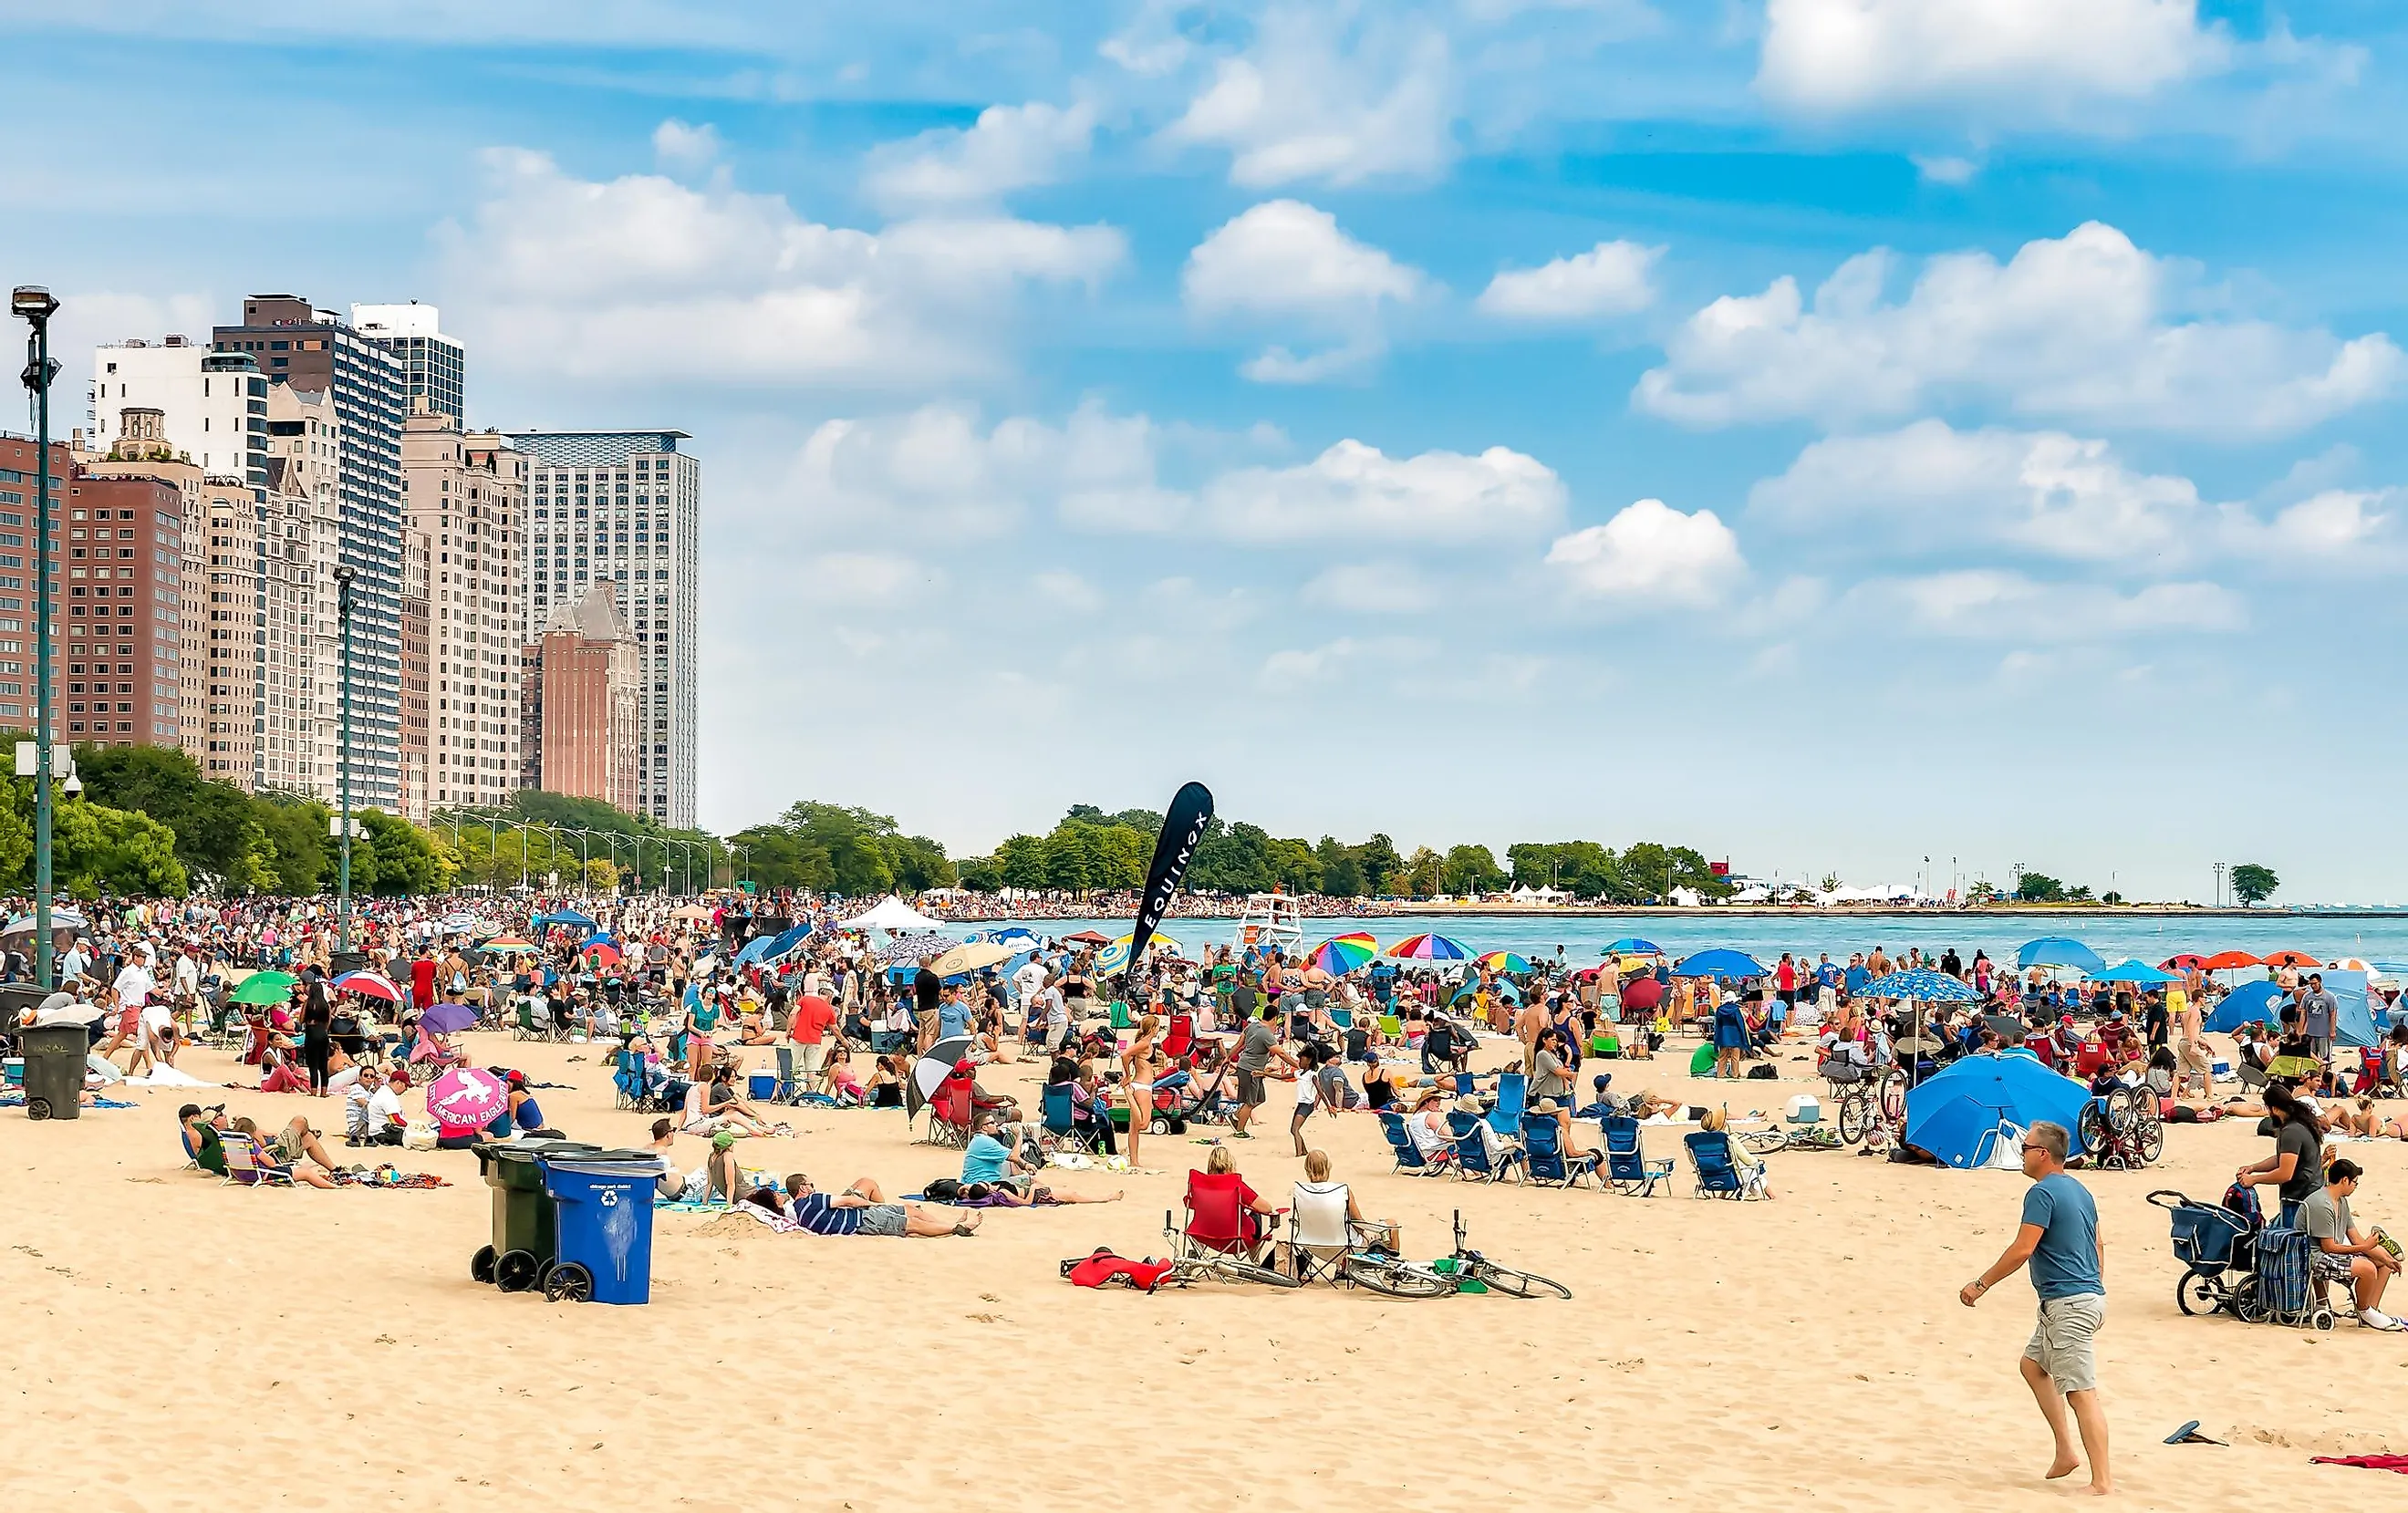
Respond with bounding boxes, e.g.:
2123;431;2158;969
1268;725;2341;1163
1062;1250;1175;1292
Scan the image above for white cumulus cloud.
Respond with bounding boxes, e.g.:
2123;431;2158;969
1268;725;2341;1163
1184;199;1427;382
440;148;1125;387
1477;239;1660;321
652;119;721;172
1207;439;1562;544
862;99;1097;212
1635;222;2400;437
776;400;1188;540
1163;8;1454;187
1544;498;1745;606
1860;570;2244;639
1758;0;2228;118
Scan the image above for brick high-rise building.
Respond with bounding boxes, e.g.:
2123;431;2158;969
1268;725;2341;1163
400;409;527;813
400;528;431;820
520;582;638;814
60;470;188;747
0;436;67;732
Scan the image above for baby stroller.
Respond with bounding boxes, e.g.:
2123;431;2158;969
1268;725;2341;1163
2147;1188;2258;1317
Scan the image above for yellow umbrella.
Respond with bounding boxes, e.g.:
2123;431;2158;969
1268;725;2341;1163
1097;932;1184;975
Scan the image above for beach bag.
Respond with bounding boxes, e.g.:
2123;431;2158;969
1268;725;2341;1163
923;1178;963;1203
1746;1063;1777;1080
401;1120;438;1151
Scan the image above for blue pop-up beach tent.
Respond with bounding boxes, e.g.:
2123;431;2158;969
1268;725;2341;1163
2205;979;2285;1033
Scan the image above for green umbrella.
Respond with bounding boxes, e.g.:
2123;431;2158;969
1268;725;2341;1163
228;970;299;1006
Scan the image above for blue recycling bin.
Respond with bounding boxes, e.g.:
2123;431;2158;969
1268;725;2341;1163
536;1155;668;1305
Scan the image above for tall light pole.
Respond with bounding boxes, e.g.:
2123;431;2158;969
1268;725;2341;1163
14;286;58;989
334;564;358;951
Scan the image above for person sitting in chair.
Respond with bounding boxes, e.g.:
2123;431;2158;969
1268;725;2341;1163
2306;1157;2403;1331
1286;1148;1399;1279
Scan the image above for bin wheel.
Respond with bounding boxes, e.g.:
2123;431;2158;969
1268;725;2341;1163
544;1261;593;1303
471;1245;497;1284
494;1249;541;1293
24;1096;51;1121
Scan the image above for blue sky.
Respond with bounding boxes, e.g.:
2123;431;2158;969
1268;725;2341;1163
5;2;2406;902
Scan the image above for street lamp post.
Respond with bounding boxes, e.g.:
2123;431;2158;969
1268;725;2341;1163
14;285;59;990
334;565;358;952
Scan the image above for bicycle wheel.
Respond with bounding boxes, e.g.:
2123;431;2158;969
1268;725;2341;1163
2233;1274;2266;1323
1469;1261;1572;1301
1837;1093;1867;1146
1875;1071;1906;1123
2075;1100;2110;1161
1345;1255;1455;1299
2175;1270;2221;1317
2127;1090;2164;1165
1209;1256;1305;1289
1741;1131;1787;1155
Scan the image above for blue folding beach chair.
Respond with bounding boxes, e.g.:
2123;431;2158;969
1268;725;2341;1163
1446;1110;1525;1183
1603;1114;1674;1197
1380;1109;1450;1175
1521;1112;1598;1188
1041;1082;1099;1155
1686;1130;1767;1200
1487;1073;1527;1141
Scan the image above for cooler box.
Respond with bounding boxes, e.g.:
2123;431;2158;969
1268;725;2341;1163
746;1071;777;1101
539;1156;669;1305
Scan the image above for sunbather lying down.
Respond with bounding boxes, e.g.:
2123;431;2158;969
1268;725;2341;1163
745;1174;982;1237
953;1181;1123;1207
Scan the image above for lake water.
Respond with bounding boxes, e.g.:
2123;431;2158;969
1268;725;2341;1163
970;912;2408;969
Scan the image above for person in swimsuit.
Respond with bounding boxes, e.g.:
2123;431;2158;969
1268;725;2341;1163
1122;1013;1161;1166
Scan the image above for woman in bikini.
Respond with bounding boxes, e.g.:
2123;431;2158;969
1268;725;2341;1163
1122;1013;1161;1167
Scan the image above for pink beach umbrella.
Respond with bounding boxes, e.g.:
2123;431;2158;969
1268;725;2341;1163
425;1066;508;1137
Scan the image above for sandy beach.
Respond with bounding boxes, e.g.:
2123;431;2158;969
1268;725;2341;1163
5;1032;2402;1513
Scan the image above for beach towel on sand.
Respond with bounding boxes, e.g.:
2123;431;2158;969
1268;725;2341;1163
1060;1249;1176;1291
2311;1456;2408;1475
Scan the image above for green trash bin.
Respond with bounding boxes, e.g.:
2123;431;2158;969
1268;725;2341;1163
16;1022;89;1122
472;1140;657;1294
472;1138;598;1291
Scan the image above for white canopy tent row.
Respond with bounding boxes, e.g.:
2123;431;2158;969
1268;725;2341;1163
839;896;948;933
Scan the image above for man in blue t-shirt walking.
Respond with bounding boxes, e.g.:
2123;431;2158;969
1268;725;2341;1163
1958;1120;2110;1497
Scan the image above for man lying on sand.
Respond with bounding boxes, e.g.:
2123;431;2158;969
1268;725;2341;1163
767;1173;981;1238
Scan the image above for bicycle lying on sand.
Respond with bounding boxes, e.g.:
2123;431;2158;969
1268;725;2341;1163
1439;1210;1572;1300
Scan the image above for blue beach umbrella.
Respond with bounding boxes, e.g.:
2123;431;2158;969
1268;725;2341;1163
2091;959;2175;986
1671;948;1768;979
1604;938;1661;955
2205;980;2285;1034
1904;1053;2094;1168
2017;938;2106;974
1862;968;1981;1002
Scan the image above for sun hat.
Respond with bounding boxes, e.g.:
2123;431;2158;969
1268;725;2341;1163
1451;1094;1482;1115
1533;1097;1561;1114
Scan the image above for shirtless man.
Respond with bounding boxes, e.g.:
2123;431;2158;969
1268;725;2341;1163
2173;988;2212;1102
1513;998;1548;1078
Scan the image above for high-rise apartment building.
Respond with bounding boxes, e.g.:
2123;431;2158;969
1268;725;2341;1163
0;436;67;731
88;339;268;491
352;304;465;429
264;385;345;800
213;296;405;813
400;527;431;819
199;482;261;782
508;430;697;827
400;410;528;813
60;470;187;746
72;409;210;762
520;582;640;814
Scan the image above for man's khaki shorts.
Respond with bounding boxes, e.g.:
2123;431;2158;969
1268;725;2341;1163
2024;1293;2105;1394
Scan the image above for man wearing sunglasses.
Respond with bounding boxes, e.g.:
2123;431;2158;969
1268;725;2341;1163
1958;1121;2110;1497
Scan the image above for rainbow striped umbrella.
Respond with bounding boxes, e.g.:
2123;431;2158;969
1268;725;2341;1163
1386;932;1469;962
1476;950;1531;975
1307;933;1379;976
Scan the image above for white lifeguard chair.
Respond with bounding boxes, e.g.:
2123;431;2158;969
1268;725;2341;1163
1233;890;1304;956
